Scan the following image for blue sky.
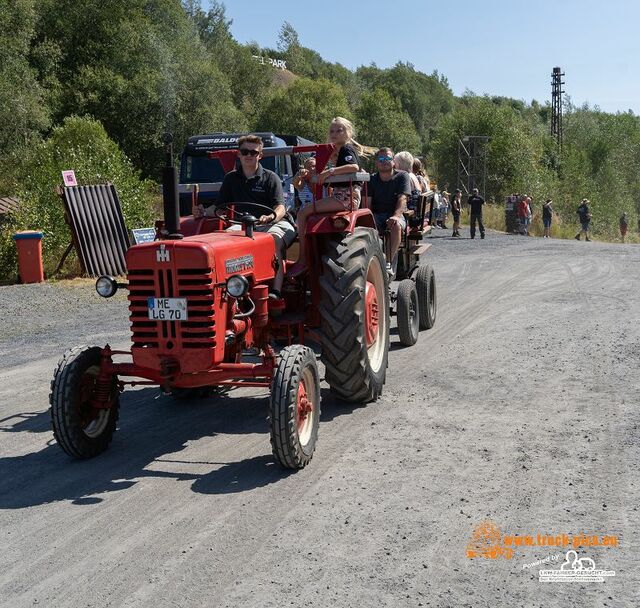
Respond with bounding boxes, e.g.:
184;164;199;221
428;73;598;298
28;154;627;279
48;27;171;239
210;0;640;114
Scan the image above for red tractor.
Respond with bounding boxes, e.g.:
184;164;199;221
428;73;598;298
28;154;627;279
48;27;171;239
50;139;432;470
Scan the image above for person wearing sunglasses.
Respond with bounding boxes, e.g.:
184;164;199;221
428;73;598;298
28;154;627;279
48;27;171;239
197;134;296;298
367;147;411;271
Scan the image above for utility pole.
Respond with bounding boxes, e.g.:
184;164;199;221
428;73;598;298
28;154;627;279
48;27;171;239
551;67;565;149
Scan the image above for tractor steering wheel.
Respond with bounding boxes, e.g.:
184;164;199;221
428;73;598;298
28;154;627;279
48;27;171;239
214;202;276;226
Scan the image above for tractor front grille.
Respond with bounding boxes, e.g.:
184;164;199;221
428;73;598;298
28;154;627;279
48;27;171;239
128;267;216;350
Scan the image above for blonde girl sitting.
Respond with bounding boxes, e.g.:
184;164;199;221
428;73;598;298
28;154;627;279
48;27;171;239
293;117;364;270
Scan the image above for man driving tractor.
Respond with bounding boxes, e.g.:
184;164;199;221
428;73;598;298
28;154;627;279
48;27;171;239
194;134;296;298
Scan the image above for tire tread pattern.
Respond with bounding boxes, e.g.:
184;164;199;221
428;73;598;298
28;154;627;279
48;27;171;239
269;345;320;469
416;264;437;330
319;228;390;403
50;345;119;459
397;279;419;346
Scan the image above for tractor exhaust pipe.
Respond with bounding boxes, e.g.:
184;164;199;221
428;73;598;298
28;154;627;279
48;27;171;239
162;132;182;239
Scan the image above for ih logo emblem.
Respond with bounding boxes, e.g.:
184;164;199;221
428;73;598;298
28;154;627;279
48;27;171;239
156;244;170;262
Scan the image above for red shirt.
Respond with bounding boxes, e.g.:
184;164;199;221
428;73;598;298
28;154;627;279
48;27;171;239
518;199;529;218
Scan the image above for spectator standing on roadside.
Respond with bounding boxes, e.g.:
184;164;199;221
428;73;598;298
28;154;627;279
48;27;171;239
439;189;450;229
431;189;442;228
517;196;530;235
451;189;462;237
575;198;592;241
542;199;553;238
620;212;629;242
467;188;486;239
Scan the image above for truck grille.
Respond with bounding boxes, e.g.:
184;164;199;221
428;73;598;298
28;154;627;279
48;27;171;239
128;267;216;349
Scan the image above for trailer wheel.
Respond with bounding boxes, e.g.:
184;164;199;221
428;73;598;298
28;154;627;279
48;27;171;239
319;228;390;403
270;345;320;469
397;279;420;346
50;346;119;459
415;264;437;329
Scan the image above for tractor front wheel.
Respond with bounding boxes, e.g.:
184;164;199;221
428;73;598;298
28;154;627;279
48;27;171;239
50;346;120;458
269;345;321;469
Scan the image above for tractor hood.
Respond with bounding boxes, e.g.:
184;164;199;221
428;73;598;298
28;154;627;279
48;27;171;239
126;231;277;284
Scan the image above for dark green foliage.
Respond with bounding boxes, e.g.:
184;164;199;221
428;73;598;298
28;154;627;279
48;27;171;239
0;0;50;154
355;89;421;152
1;117;155;281
356;63;455;152
34;0;244;176
257;78;352;143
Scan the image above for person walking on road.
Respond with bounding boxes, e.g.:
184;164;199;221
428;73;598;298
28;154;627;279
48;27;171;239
575;198;592;241
451;189;462;237
542;199;553;238
467;188;485;239
620;212;629;242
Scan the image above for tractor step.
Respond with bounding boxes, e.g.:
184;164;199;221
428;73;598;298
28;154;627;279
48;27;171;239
410;243;432;256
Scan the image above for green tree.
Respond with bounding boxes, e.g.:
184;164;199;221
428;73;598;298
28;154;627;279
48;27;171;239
355;88;421;152
35;0;244;176
0;0;50;155
276;21;304;73
432;95;556;203
356;63;455;152
2;116;155;280
257;77;351;142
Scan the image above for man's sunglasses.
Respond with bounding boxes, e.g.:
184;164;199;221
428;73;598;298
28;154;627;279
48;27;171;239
377;156;393;162
239;149;260;157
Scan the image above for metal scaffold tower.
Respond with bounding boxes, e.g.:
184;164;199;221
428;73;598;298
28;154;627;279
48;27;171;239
457;136;489;198
551;67;565;149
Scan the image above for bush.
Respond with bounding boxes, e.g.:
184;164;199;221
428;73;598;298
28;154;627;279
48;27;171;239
0;116;156;281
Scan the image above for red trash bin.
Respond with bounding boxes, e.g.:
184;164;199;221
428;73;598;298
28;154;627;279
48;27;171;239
13;231;45;283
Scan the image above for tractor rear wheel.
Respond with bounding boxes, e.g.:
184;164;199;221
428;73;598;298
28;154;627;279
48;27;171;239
319;228;390;403
415;264;437;330
50;346;119;458
397;279;419;346
270;345;320;469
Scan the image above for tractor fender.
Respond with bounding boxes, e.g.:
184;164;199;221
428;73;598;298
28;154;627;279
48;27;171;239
307;208;376;234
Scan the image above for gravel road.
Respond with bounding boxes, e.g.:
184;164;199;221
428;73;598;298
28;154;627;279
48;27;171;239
0;229;638;607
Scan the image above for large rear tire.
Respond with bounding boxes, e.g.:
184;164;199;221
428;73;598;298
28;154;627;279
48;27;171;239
270;345;320;469
415;264;437;330
319;228;390;403
397;279;420;346
50;346;119;459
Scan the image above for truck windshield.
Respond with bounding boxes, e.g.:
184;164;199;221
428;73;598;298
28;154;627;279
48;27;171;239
180;154;277;183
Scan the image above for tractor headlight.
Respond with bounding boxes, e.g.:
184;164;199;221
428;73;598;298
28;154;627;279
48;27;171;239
226;275;249;298
96;275;118;298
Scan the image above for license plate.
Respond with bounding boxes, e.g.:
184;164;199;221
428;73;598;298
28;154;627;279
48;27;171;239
147;297;188;321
